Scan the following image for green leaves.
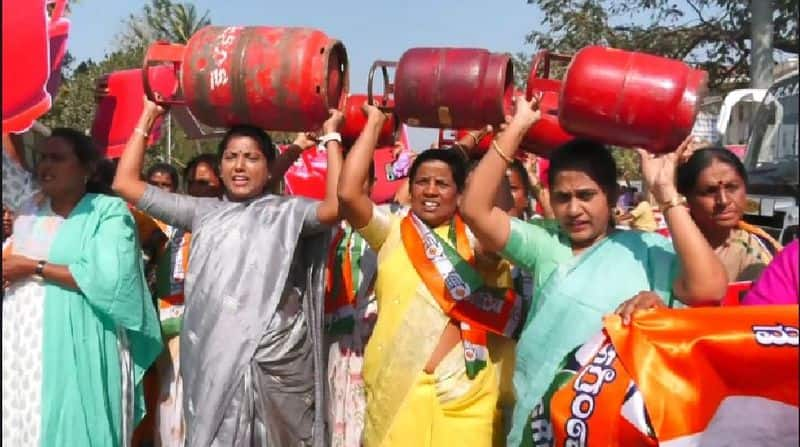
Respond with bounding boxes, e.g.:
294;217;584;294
118;0;211;50
40;1;218;173
519;0;799;93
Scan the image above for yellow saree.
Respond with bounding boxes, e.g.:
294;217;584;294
357;206;515;447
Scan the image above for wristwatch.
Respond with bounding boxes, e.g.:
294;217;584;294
34;260;47;278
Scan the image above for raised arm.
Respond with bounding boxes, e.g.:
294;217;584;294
2;133;39;212
639;138;727;304
267;144;304;191
337;104;386;229
112;97;199;230
3;132;29;171
112;97;165;204
460;96;541;252
316;109;345;225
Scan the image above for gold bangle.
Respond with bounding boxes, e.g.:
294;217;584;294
491;140;513;164
133;127;149;138
659;195;687;213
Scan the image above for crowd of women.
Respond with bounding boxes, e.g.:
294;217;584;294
2;92;797;447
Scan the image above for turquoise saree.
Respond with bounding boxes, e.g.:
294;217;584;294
500;217;678;446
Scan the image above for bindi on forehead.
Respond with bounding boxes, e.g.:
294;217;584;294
699;163;741;185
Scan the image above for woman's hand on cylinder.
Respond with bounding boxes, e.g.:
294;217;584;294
322;108;345;135
142;95;168;118
636;135;692;204
360;103;388;125
508;93;542;131
139;95;168;132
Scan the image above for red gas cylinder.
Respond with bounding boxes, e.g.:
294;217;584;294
143;26;348;132
388;48;513;129
281;144;327;200
2;0;60;133
558;46;708;153
91;68;172;158
280;144;403;204
341;94;397;148
523;50;574;156
45;0;70;100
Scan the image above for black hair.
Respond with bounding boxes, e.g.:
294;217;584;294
49;127;111;195
184;153;220;184
547;138;619;204
677;146;748;196
91;158;119;196
408;148;468;192
508;159;533;197
217;125;275;163
145;162;179;188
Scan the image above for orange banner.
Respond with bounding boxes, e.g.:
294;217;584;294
531;306;799;446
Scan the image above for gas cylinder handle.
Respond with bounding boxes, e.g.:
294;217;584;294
142;41;186;106
526;50;573;100
367;60;397;111
529;50;573;81
48;0;67;23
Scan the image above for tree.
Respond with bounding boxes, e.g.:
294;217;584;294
518;0;799;93
114;0;219;171
118;0;211;50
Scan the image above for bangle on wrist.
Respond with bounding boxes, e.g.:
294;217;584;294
133;127;149;138
491;140;513;164
659;195;687;213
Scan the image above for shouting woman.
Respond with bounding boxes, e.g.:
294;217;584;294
113;97;344;447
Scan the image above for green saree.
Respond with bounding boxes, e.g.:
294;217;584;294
40;194;162;446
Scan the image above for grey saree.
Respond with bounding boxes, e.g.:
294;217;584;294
138;185;330;447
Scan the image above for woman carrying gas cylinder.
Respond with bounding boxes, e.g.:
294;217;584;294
459;95;728;446
338;103;519;447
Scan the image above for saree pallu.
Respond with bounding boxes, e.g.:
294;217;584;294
505;229;677;446
523;305;799;446
43;194;163;446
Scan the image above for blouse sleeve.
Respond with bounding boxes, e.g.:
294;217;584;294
2;149;39;212
355;204;395;252
499;217;561;274
137;184;205;231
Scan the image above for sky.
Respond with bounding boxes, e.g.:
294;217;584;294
67;0;544;149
